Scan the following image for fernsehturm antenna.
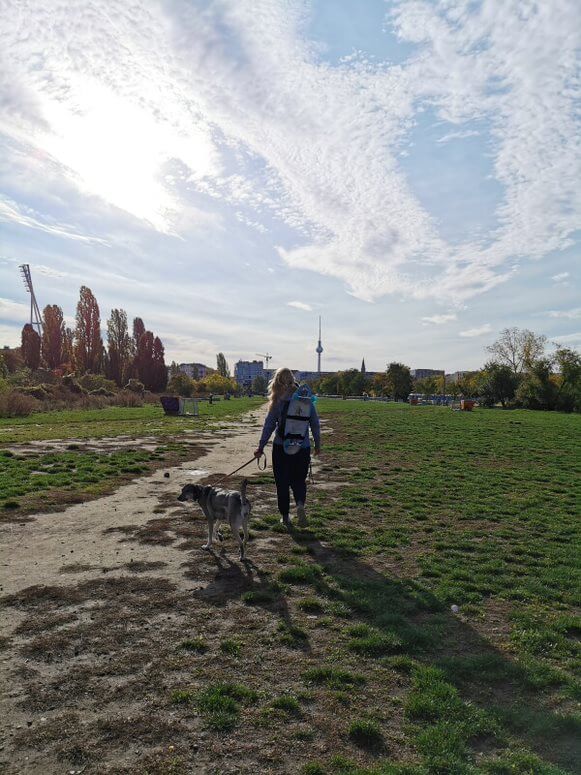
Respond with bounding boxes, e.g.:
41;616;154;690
19;264;43;336
316;316;323;374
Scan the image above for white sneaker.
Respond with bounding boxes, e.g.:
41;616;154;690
296;503;307;527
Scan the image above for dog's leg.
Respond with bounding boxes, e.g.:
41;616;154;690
241;517;249;560
203;516;214;551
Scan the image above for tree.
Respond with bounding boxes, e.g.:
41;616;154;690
414;376;439;395
41;305;65;368
106;309;132;386
21;324;41;370
385;362;413;401
515;358;558;410
62;327;75;369
74;286;103;373
135;331;154;389
252;375;266;394
167;372;193;397
169;361;181;379
133;317;146;350
554;347;581;412
202;373;237;395
477;361;520;407
486;328;547;375
151;336;167;392
216;353;230;378
318;373;339;394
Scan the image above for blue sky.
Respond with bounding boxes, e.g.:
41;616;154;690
1;0;579;373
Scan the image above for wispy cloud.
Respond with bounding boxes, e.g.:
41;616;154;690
287;301;313;312
0;198;108;245
1;1;578;306
546;308;581;319
551;332;581;346
0;297;29;323
459;324;492;338
551;272;570;282
421;313;457;325
436;129;480;144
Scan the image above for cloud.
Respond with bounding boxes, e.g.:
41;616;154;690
421;313;457;325
0;198;108;245
287;301;313;312
0;297;29;324
436;129;480;144
546;308;581;319
0;0;579;306
551;332;581;346
551;272;570;283
459;324;492;338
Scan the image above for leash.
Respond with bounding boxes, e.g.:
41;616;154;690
213;452;267;487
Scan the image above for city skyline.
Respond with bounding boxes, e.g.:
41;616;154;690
1;1;579;371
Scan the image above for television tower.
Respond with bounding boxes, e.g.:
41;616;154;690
316;316;323;374
19;264;43;336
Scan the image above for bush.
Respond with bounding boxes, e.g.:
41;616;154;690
112;390;143;408
124;378;145;395
89;387;116;397
0;391;40;418
78;373;118;393
167;373;194;397
62;374;87;394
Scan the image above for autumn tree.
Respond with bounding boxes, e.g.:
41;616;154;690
106;308;132;386
74;286;103;373
152;336;167;392
134;331;167;391
486;328;547;375
133;317;146;351
62;327;75;369
41;305;65;369
21;324;41;370
216;352;230;378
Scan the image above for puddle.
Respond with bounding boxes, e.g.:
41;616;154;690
186;469;209;476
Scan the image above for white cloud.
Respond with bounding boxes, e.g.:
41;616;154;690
437;129;480;144
546;308;581;319
0;198;108;245
421;313;457;325
0;0;579;306
551;332;581;346
551;272;570;282
287;301;313;312
0;297;29;324
459;324;492;338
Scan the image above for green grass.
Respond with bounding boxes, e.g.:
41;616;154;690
347;719;384;751
0;397;264;444
0;398;263;514
195;682;258;731
292;401;581;773
178;637;207;654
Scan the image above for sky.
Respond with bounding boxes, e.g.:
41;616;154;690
1;0;580;374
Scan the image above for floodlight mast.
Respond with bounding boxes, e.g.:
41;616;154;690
19;264;43;336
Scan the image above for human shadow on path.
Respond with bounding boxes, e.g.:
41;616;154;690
289;527;580;772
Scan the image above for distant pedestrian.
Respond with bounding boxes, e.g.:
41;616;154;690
254;368;321;527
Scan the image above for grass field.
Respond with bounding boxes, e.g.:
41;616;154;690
0;397;263;516
2;400;580;774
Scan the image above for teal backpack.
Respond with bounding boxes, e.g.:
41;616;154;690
281;384;315;455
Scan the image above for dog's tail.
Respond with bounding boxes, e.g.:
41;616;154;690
240;478;249;504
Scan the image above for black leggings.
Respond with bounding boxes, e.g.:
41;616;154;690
272;444;311;517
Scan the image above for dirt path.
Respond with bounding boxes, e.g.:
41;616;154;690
0;406;266;597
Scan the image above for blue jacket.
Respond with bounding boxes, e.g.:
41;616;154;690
258;391;321;452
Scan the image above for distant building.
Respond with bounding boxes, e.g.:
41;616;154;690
446;371;475;383
178;362;209;379
235;359;265;387
411;368;445;381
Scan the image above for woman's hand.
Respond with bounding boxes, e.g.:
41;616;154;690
253;448;262;459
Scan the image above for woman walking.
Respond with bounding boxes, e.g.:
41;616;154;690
254;368;321;527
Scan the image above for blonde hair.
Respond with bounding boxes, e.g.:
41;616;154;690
267;367;296;410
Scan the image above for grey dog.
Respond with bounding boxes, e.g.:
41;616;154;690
177;479;251;559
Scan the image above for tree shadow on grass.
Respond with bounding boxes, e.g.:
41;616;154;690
290;528;580;772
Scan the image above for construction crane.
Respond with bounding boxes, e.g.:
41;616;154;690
256;352;273;369
19;264;43;336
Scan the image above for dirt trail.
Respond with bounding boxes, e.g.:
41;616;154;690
0;406;266;597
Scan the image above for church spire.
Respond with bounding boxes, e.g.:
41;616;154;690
361;358;366;374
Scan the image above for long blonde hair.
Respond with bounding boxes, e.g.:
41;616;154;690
267;367;296;410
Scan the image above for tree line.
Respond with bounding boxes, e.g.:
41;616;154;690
313;328;580;413
19;286;167;392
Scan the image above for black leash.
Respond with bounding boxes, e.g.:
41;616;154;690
213;452;267;487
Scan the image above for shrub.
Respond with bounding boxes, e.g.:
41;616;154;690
78;373;117;393
112;390;144;408
124;378;145;395
0;391;40;418
167;373;194;397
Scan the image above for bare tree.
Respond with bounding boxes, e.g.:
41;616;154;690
486;327;547;375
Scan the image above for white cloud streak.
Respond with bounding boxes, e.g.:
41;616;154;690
421;313;457;325
459;324;492;338
546;308;581;320
287;301;313;312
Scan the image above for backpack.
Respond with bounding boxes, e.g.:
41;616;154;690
280;384;314;455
